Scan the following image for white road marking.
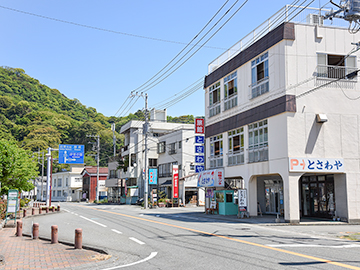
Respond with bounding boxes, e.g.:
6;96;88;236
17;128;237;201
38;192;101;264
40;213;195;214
74;213;78;216
101;252;157;270
268;244;360;248
63;209;70;213
111;229;122;234
129;237;145;245
79;215;107;227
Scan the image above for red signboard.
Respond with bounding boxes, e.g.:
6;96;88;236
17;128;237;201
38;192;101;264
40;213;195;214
172;165;179;199
195;118;205;134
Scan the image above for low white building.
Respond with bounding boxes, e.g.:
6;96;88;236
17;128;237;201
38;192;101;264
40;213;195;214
113;109;204;204
51;165;84;202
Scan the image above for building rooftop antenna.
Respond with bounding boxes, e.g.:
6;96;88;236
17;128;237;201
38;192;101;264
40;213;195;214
324;0;360;33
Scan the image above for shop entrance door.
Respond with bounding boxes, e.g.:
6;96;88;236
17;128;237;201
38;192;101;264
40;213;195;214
300;175;335;218
264;180;284;214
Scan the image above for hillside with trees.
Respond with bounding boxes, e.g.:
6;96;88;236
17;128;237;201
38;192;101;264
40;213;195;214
0;66;196;188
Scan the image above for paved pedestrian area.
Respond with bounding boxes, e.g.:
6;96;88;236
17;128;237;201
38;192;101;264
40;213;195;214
0;225;109;270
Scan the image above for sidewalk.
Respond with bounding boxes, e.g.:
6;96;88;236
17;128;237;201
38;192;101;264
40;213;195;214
0;221;109;270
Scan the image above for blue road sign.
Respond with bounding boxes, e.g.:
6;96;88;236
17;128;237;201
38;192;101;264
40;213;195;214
195;145;204;154
195;155;204;163
59;144;84;164
195;136;205;144
195;165;205;173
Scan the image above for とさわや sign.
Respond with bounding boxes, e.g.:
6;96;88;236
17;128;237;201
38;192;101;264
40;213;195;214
289;158;344;173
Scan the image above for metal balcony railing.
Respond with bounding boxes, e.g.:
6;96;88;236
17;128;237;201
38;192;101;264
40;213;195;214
316;65;357;80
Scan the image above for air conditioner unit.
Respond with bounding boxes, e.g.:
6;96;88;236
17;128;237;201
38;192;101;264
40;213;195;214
307;14;324;25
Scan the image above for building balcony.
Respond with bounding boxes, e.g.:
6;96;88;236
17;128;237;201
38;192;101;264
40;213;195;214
316;65;357;81
121;167;138;179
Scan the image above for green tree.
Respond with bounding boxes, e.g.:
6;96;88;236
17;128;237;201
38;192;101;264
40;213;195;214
0;139;38;195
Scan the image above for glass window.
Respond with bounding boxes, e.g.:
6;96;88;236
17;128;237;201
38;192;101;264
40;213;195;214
248;119;268;163
251;52;269;99
216;192;224;202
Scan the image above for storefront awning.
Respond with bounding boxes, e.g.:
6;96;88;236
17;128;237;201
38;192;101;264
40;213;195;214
197;169;224;187
161;180;172;186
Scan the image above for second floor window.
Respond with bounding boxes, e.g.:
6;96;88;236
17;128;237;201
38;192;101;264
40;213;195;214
248;120;268;163
169;143;176;155
210;135;223;157
58;179;62;187
228;128;245;166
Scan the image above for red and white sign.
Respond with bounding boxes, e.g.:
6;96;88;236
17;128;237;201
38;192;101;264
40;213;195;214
172;165;179;199
197;169;224;187
195;118;205;134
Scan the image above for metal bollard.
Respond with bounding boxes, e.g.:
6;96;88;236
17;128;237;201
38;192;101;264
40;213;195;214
51;225;58;244
74;228;82;249
46;207;49;213
16;221;22;237
32;208;35;215
39;208;42;214
57;205;60;212
23;209;27;218
32;223;39;239
51;207;55;212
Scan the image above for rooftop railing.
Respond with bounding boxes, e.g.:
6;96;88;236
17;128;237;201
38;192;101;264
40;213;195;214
208;4;349;74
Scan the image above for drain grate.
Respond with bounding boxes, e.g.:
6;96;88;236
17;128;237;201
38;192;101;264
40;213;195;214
0;255;5;265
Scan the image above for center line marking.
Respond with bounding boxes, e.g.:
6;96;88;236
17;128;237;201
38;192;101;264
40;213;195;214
111;229;123;234
129;237;145;245
79;215;107;227
77;205;360;270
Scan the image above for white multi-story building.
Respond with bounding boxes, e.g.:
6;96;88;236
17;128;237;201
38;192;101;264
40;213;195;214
50;165;84;202
202;4;360;222
108;109;204;205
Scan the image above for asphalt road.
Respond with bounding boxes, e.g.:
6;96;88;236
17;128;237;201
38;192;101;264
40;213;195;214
22;203;360;270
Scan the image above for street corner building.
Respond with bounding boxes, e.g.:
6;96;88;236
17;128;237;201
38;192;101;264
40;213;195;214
202;4;360;223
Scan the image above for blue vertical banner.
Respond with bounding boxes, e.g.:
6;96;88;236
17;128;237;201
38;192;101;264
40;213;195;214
149;168;158;185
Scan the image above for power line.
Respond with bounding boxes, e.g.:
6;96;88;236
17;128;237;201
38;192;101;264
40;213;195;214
113;0;244;116
130;0;231;94
0;5;229;51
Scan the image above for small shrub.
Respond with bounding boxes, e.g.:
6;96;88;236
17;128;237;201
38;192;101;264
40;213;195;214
0;200;6;220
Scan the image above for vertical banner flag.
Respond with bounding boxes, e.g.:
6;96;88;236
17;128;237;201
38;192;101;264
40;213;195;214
195;118;205;134
149;168;158;185
172;165;179;199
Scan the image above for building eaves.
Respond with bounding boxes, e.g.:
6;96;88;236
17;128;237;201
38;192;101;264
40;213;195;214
204;22;295;88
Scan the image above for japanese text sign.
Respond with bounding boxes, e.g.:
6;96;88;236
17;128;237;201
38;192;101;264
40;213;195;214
59;144;84;164
149;168;158;185
172;165;179;198
195;145;204;154
289;158;344;173
197;169;224;187
195;118;205;134
195;136;205;144
238;189;247;211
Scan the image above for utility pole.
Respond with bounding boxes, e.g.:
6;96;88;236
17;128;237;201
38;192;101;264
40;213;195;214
45;147;58;207
87;134;100;202
111;123;116;157
130;92;149;209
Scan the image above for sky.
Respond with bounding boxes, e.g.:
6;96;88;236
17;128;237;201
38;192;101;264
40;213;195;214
0;0;327;118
